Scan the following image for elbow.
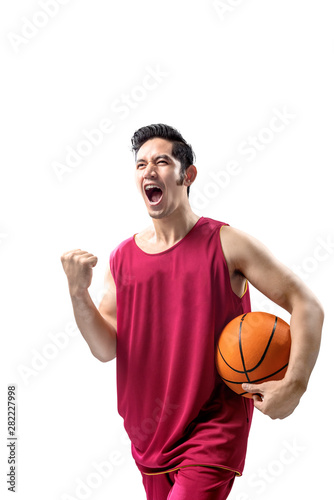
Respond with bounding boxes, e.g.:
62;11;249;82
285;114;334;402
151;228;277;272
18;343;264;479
289;282;325;323
99;356;116;363
91;349;116;363
315;298;325;324
304;292;325;324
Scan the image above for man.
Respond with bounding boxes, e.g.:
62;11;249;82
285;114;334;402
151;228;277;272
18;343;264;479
61;124;324;500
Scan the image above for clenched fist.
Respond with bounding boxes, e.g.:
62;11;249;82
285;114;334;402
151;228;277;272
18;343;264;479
60;249;98;296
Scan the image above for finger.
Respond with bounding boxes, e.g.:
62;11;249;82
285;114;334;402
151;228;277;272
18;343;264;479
252;394;264;404
69;251;96;260
242;383;263;394
61;249;82;256
86;256;98;266
253;400;264;414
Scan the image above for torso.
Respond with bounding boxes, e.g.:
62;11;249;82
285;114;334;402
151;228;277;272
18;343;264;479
134;221;200;254
111;216;253;474
134;223;247;298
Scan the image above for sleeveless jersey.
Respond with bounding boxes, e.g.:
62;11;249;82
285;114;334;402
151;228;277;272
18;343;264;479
109;216;254;476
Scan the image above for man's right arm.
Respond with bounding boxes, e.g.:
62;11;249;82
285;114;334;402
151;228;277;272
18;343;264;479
60;249;117;362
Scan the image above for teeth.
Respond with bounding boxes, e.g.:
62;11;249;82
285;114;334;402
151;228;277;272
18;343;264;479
145;184;161;190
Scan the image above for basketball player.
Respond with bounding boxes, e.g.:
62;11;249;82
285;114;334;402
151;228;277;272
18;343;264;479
61;124;324;500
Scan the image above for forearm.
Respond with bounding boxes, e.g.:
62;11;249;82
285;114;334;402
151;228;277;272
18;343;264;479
70;289;117;362
284;295;324;391
243;294;324;419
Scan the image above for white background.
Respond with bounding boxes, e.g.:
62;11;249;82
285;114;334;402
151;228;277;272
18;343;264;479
1;1;333;499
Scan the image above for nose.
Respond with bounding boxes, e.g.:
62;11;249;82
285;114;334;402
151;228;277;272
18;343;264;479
143;161;157;177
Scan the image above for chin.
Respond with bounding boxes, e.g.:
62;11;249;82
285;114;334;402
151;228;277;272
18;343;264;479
147;211;165;220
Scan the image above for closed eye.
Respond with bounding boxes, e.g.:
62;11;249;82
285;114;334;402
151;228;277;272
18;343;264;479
136;160;168;168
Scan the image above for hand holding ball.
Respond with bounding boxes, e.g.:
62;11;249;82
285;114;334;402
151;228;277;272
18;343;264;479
215;312;291;398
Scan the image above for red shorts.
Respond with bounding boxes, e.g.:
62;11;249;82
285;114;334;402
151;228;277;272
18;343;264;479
141;466;236;500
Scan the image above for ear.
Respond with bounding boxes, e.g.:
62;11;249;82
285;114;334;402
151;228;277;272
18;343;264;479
184;165;197;186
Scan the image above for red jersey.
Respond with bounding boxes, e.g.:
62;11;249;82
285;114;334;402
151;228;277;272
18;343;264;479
109;216;253;476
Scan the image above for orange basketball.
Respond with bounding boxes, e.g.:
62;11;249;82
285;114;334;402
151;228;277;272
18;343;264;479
215;312;291;398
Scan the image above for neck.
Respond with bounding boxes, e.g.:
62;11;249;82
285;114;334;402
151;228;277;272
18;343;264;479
150;205;201;246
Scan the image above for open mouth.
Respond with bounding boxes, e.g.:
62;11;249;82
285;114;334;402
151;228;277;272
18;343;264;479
144;185;163;205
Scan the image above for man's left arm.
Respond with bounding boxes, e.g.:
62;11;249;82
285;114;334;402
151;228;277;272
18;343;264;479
222;227;325;419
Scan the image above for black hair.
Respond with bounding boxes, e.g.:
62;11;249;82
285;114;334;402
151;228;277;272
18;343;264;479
131;123;195;197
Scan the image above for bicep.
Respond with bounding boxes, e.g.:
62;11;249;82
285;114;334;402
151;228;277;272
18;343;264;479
98;265;117;330
225;227;308;313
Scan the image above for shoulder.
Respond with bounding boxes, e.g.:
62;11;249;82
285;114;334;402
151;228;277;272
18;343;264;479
219;225;253;247
110;225;153;258
219;225;284;281
219;225;264;271
109;234;134;263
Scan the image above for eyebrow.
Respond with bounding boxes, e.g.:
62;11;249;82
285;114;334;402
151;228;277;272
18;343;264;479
136;154;172;164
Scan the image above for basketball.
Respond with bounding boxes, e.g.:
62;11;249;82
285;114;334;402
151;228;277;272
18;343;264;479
215;312;291;398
